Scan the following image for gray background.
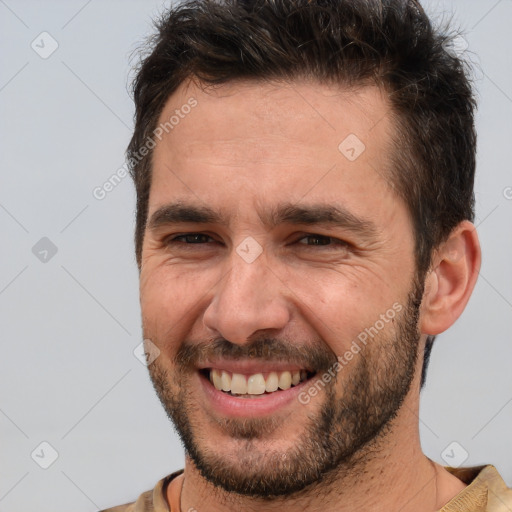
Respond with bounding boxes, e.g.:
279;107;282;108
0;1;511;510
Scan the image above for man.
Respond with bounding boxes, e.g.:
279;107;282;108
103;0;511;510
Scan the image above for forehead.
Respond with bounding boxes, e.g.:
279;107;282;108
149;78;399;223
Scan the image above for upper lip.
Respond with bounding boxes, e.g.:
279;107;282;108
197;359;311;375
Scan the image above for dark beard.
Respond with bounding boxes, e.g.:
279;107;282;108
147;278;423;499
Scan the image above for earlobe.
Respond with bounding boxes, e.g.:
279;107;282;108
420;221;481;335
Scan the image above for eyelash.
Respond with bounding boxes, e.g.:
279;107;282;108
166;233;349;248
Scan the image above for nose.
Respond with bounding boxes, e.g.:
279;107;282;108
202;253;291;344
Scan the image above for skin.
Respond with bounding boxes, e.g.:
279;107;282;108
139;78;481;512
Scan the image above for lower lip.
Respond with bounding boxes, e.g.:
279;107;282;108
198;371;312;418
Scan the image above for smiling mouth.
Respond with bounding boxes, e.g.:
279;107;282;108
200;368;316;397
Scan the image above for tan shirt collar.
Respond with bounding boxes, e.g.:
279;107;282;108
104;465;512;512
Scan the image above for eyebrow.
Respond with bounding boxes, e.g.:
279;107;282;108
147;201;379;240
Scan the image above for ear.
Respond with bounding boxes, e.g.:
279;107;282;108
420;221;481;335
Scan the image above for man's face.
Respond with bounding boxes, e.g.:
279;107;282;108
140;79;423;497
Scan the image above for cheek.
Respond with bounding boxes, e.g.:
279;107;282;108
141;260;203;307
139;264;221;348
278;265;400;356
140;268;196;343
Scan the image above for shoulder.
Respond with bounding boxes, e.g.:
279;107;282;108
443;465;512;511
477;465;512;508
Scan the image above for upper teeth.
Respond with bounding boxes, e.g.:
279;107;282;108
210;369;306;395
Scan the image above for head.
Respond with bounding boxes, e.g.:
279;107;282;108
129;0;480;498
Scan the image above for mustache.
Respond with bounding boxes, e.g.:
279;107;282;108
174;336;338;373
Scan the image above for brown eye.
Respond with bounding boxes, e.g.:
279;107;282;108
297;235;348;247
169;233;214;244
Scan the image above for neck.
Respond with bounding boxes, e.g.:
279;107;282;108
175;383;466;512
